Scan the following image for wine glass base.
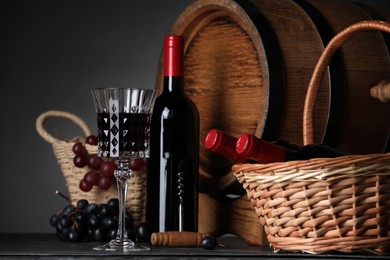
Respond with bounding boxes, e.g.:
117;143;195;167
93;238;150;252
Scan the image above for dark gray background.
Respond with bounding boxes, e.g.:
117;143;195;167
1;0;389;234
1;0;193;233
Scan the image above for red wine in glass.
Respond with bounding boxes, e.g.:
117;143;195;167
96;112;152;158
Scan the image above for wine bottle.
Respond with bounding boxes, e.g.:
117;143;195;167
205;129;249;163
236;134;346;163
146;35;199;234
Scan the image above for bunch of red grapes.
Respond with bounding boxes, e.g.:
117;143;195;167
72;135;117;192
72;135;146;192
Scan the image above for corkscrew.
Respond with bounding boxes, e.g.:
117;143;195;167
177;171;185;231
176;171;185;203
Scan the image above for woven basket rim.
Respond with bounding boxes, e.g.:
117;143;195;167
234;152;390;183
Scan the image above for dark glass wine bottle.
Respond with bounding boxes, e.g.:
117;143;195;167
146;35;199;234
205;129;249;163
236;134;346;163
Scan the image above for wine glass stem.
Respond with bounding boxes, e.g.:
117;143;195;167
115;158;132;242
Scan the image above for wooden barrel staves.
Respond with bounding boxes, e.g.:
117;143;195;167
155;0;390;245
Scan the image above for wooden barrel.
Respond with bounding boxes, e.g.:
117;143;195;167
154;0;390;244
155;0;390;186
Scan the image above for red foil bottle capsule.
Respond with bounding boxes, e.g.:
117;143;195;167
205;129;248;164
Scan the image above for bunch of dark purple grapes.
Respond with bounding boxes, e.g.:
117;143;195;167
50;198;137;242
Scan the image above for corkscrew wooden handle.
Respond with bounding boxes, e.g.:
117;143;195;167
151;232;207;247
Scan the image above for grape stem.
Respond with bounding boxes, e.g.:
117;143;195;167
55;190;72;204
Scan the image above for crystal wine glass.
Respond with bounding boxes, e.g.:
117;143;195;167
91;88;156;251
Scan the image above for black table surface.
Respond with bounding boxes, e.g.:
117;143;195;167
0;233;389;259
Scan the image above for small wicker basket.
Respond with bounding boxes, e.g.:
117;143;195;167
233;20;390;254
36;110;145;225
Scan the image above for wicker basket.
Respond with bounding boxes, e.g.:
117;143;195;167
233;20;390;254
36;110;145;225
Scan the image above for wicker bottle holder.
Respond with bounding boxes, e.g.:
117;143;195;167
233;20;390;254
36;110;146;225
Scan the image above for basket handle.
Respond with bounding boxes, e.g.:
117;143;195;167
303;20;390;146
36;110;92;144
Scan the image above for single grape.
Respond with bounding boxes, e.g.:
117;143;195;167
135;223;150;243
99;160;117;177
200;236;218;250
87;154;102;170
98;176;112;190
86;135;98;145
79;179;93;192
85;203;98;215
76;199;89;209
129;158;145;171
72;142;86;155
62;204;75;215
107;198;119;209
74;211;87;224
58;215;72;229
56;221;69;234
87;214;100;229
107;198;119;215
73;153;87;168
50;214;58;227
93;226;108;242
68;228;82;242
97;203;112;218
83;171;99;186
101;216;118;230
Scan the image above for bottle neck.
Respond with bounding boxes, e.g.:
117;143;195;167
163;35;184;93
236;134;346;163
163;76;184;93
297;144;347;159
236;134;298;163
